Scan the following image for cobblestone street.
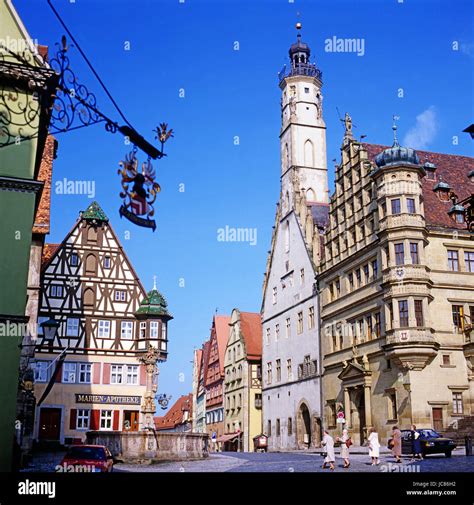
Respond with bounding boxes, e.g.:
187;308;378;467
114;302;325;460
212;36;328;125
22;448;474;473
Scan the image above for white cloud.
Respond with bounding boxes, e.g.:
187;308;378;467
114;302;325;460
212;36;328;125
403;106;438;149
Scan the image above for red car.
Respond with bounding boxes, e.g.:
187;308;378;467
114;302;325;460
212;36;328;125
58;444;114;473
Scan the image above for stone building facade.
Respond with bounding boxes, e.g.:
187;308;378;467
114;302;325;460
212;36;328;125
319;120;474;445
222;309;262;452
261;26;328;451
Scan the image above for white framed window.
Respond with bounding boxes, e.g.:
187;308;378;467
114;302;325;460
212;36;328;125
98;320;110;338
78;363;92;384
265;328;270;345
272;287;277;304
139;321;147;338
76;409;90;430
150;321;159;338
300;268;305;285
114;290;127;302
100;410;113;430
34;360;50;382
275;324;280;341
308;306;315;330
104;256;111;269
126;365;139;385
161;324;167;341
285;318;291;338
50;284;63;298
62;362;77;383
66;317;80;337
111;365;123;384
121;321;133;339
160;340;167;351
70;253;79;266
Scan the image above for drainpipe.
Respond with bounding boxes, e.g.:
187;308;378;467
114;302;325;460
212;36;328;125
315;278;324;447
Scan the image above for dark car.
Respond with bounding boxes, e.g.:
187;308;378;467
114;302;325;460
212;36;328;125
58;444;114;472
400;429;456;457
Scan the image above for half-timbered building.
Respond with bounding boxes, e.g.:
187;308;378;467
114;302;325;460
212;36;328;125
33;201;172;445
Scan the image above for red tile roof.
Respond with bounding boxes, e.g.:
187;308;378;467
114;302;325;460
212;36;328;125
363;143;474;230
33;135;55;235
239;311;262;360
214;315;231;375
154;394;192;431
41;243;60;269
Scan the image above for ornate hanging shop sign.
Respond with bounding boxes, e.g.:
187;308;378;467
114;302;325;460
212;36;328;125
117;124;173;231
118;147;160;231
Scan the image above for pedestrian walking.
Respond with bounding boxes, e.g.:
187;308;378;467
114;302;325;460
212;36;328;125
410;424;423;460
367;427;380;465
321;430;335;471
337;428;351;468
391;426;402;463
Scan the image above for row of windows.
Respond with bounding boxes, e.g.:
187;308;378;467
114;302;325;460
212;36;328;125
272;269;305;304
225;393;242;410
34;361;140;385
49;285;128;302
328;312;382;352
38;317;167;341
447;250;474;272
226;344;242;362
266;417;293;437
206;409;223;424
69;253;112;270
75;409;115;430
329;258;378;301
206;383;222;401
266;356;315;385
264;307;315;345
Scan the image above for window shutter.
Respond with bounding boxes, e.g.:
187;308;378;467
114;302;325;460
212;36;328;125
69;409;77;430
55;363;63;382
93;363;101;384
140;364;147;385
90;410;100;430
102;363;110;384
113;410;120;431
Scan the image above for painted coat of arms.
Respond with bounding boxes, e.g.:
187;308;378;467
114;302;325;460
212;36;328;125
118;124;173;231
118;148;160;230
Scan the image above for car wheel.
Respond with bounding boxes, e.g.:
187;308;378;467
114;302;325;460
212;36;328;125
445;451;452;458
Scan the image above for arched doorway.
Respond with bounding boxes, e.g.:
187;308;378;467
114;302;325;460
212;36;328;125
297;402;311;448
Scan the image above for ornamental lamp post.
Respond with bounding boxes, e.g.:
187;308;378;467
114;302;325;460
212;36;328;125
40;318;60;342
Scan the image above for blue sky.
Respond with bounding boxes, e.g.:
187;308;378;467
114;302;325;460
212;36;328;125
15;0;473;409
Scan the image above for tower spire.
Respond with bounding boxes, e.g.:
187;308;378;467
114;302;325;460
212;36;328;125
392;115;400;147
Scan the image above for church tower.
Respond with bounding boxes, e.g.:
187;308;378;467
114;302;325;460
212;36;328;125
279;23;328;211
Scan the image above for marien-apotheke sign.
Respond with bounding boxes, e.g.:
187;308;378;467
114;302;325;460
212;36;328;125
75;394;141;405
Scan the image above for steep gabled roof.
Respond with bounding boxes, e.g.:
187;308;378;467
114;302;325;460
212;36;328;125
214;315;231;374
154;393;192;431
363;143;473;230
33;135;55;235
239;311;262;360
42;243;60;269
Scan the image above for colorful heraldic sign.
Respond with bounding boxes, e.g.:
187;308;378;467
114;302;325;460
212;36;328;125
75;394;141;405
118;147;161;231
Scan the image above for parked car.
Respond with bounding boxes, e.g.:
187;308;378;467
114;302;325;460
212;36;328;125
58;444;114;472
400;429;456;457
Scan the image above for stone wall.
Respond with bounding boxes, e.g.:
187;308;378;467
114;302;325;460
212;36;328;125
87;431;209;463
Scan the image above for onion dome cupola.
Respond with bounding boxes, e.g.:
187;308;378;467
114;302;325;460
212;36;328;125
135;277;173;358
374;124;420;168
282;23;322;82
289;22;311;65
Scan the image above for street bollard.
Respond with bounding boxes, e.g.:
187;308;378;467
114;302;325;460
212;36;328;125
465;435;472;456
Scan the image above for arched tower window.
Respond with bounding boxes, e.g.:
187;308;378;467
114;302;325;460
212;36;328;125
284;221;290;252
306;188;316;202
304;139;314;167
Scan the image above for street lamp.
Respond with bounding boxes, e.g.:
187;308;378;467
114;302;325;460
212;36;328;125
40;318;60;342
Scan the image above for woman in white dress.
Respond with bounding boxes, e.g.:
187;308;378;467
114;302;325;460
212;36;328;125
321;430;335;471
367;427;380;465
